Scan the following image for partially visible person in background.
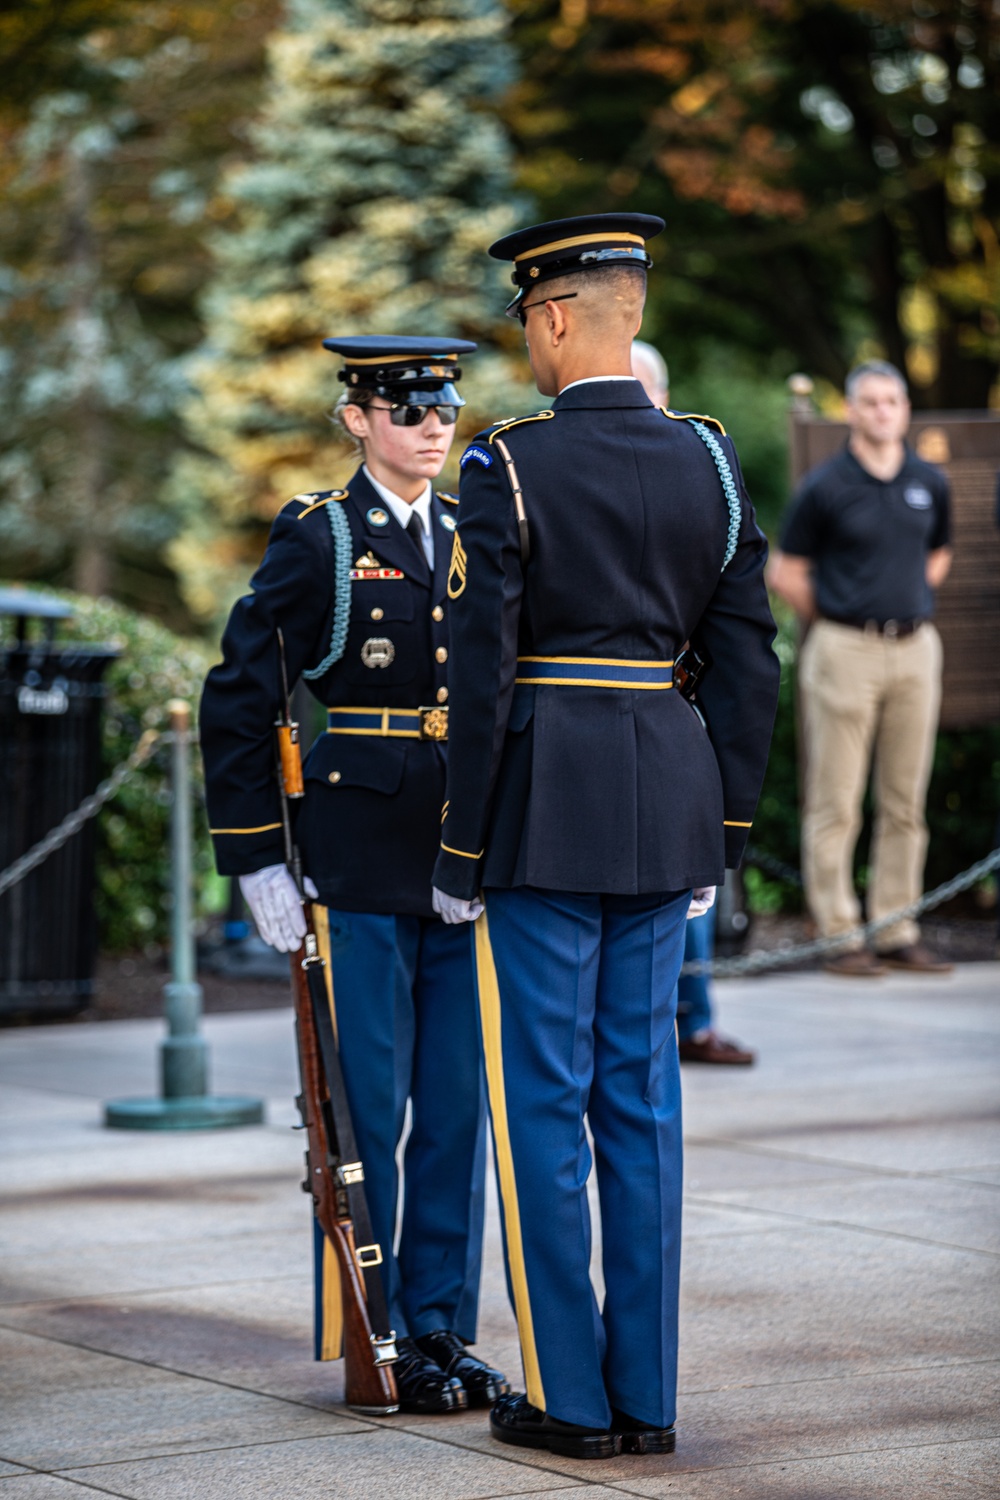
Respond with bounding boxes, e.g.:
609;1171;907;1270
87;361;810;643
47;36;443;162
631;339;756;1066
768;360;953;976
630;338;669;408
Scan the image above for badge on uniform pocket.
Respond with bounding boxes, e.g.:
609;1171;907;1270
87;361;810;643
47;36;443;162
361;637;395;668
350;551;404;580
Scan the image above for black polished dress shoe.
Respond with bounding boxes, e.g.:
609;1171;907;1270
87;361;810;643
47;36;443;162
490;1392;621;1459
393;1337;467;1414
611;1406;677;1455
414;1330;511;1407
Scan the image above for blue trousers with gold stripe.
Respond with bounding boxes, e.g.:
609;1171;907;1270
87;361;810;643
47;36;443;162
475;886;690;1430
312;908;486;1359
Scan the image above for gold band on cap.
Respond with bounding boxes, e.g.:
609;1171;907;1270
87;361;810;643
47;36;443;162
339;352;459;365
513;231;646;263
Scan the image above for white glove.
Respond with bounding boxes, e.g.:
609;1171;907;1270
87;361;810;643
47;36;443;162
239;864;318;952
433;887;484;925
687;886;717;920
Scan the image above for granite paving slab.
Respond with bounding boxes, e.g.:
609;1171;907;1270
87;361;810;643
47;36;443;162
54;1429;580;1500
691;1171;1000;1255
0;1479;124;1499
0;1326;365;1472
676;1222;998;1389
614;1439;998;1498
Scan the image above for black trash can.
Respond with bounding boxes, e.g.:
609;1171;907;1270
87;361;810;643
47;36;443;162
0;589;118;1019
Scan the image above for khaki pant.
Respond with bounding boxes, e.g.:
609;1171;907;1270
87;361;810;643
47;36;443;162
799;619;942;951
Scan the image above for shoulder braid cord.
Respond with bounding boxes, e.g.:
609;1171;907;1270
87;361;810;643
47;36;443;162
301;498;353;680
660;410;741;571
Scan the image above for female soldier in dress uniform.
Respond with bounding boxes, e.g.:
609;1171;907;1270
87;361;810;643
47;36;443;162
200;336;508;1415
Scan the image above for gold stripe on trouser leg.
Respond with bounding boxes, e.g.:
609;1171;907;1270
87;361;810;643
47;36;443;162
313;904;343;1360
474;907;546;1411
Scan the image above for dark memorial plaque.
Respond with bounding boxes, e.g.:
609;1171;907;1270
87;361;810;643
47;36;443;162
788;405;1000;730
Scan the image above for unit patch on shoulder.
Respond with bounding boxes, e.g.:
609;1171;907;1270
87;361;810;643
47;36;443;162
461;445;493;471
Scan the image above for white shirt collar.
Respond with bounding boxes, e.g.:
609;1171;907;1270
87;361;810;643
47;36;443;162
363;467;434;563
363;466;433;534
559;376;642;393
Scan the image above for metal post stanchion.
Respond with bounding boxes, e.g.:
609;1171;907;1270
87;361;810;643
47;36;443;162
105;701;264;1130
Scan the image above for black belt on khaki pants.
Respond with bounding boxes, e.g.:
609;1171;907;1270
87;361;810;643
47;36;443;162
821;616;924;640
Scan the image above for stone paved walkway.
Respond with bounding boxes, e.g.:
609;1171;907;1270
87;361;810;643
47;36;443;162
1;965;997;1498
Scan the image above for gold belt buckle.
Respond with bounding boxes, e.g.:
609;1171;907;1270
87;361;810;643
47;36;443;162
418;706;449;741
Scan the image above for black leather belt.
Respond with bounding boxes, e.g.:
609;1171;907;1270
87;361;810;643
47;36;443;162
822;616;924;640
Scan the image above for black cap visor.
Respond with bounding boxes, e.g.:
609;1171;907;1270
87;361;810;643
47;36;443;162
362;380;465;408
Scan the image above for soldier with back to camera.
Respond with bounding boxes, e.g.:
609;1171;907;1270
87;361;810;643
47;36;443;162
432;214;780;1457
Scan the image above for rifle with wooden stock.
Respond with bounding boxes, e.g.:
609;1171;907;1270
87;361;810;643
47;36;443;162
275;629;399;1415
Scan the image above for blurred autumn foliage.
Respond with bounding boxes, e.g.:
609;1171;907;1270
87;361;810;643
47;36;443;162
506;0;1000;409
0;0;281;621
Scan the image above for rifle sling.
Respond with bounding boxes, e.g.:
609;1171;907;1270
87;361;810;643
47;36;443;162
304;952;395;1342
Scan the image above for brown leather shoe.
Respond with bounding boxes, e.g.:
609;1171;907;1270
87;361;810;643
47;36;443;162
822;948;886;977
877;942;953;974
678;1030;755;1065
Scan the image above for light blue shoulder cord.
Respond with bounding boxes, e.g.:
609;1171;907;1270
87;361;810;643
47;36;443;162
301;499;353;679
688;421;742;571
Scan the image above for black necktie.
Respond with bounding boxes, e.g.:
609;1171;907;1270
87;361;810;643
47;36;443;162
406;509;427;562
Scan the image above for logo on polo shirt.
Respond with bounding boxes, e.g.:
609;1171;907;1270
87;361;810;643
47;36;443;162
904;485;933;510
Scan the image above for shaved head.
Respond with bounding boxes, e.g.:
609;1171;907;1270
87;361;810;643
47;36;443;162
518;264;648;396
541;265;647;332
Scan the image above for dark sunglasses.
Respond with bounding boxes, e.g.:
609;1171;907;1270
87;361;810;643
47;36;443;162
512;292;579;327
369;402;458;427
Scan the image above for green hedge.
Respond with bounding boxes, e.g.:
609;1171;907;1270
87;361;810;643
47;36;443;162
2;590;221;953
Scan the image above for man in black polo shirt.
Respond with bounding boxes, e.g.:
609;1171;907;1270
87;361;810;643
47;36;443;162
769;361;953;976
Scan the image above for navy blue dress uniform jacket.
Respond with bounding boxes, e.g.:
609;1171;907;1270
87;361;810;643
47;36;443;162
432;379;780;901
201;468;457;917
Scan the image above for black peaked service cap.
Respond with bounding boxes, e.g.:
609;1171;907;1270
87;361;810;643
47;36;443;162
489;213;665;316
323;335;477;406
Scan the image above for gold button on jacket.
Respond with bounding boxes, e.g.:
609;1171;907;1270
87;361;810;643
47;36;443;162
435;646;448;663
436;686;448;703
